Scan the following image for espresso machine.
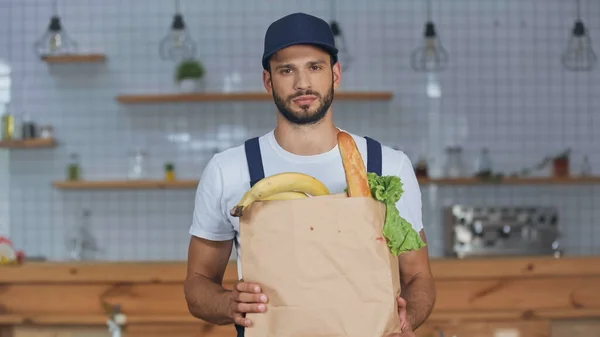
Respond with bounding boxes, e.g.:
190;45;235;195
443;205;561;258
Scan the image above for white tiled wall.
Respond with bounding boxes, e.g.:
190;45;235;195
0;151;9;238
2;0;599;261
1;4;11;239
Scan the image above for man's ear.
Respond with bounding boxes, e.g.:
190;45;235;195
263;69;273;94
332;61;342;90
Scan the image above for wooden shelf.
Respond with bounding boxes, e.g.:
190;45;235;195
52;176;600;190
41;53;106;63
420;176;600;185
52;179;199;190
116;91;393;104
0;138;57;149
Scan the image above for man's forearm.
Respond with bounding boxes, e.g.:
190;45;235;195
400;275;436;330
184;274;233;325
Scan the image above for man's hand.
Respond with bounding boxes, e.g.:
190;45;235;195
228;280;269;327
396;296;412;332
387;296;415;337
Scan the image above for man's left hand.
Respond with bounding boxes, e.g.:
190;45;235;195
397;296;413;331
387;296;415;337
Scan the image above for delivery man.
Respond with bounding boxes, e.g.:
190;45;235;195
184;12;435;337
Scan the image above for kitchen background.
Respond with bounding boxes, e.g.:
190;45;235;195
0;0;598;262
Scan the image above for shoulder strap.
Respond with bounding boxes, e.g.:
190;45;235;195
235;324;245;337
364;136;382;176
244;137;265;187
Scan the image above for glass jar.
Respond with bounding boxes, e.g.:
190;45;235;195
21;115;36;140
67;153;80;181
474;147;492;178
580;155;591;176
128;150;147;180
552;154;569;177
414;156;429;178
444;146;466;177
39;125;54;138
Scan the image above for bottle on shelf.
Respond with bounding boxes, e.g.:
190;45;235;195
128;149;147;180
474;147;493;178
414;156;428;179
443;146;466;178
1;103;14;140
21;114;36;140
580;155;592;176
67;153;81;181
164;162;176;181
552;149;571;177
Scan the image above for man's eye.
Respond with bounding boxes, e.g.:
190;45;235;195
311;65;322;70
281;69;292;74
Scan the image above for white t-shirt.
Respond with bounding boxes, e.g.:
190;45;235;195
189;129;424;279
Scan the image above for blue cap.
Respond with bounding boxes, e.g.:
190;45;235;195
262;12;339;70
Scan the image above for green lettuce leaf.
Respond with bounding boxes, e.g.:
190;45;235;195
367;172;427;256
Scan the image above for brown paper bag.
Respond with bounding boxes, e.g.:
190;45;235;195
240;193;402;337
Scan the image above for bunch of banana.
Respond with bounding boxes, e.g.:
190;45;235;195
230;172;330;217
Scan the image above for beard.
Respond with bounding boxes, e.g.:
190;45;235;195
272;84;334;126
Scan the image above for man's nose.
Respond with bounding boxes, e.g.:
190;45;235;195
294;72;311;90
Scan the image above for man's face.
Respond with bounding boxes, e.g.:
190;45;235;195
263;44;341;125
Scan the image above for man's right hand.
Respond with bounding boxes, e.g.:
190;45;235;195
228;280;269;327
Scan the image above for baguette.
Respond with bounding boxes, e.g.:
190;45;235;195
337;131;372;197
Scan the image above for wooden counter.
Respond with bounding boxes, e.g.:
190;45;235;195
2;256;600;337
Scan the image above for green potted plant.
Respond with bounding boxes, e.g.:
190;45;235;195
175;59;205;92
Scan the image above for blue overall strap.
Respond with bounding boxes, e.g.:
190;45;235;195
365;136;382;176
244;137;265;187
237;137;265;337
235;324;244;337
